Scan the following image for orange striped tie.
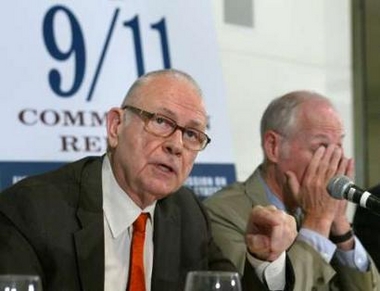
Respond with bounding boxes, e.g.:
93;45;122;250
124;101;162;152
127;213;149;291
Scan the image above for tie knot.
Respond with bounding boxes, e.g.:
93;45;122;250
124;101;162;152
133;213;149;233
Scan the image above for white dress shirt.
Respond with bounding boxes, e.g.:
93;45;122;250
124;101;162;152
102;156;286;290
102;156;156;291
247;251;286;290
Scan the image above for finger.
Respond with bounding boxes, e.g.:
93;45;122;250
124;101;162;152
324;146;342;180
303;146;326;182
247;234;270;250
247;206;273;234
266;205;278;211
336;156;348;176
314;144;336;177
250;206;282;227
285;171;299;201
246;234;270;260
269;212;297;258
248;206;289;238
272;213;297;248
336;156;355;180
345;158;355;180
270;215;286;251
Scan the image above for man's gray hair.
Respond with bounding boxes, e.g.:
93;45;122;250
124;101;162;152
260;90;333;144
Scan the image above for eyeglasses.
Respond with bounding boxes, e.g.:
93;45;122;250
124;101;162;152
122;105;211;151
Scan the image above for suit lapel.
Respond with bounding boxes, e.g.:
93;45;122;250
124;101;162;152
151;198;181;291
245;168;271;206
74;157;105;291
247;167;302;229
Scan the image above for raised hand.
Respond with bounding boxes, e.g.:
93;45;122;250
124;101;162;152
285;145;344;237
245;205;297;261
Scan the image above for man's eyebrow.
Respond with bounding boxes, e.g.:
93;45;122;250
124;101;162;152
312;131;346;139
159;107;205;128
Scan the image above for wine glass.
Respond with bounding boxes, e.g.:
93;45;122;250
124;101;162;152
184;271;242;291
0;275;42;291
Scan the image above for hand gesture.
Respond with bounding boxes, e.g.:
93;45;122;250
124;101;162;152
285;145;344;236
245;205;297;261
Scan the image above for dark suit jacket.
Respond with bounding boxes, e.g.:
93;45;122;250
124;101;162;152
353;184;380;270
0;156;288;291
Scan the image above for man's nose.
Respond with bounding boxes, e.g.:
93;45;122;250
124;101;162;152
163;128;184;155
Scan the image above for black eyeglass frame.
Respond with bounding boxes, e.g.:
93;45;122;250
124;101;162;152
122;105;211;151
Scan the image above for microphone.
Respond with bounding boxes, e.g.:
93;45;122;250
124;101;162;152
327;175;380;215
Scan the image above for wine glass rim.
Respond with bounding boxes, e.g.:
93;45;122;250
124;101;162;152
187;270;240;277
0;274;40;280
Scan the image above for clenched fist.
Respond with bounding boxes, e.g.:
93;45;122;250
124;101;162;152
246;205;297;261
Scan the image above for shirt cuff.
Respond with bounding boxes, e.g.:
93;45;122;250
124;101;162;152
247;251;286;290
297;227;336;263
335;236;369;271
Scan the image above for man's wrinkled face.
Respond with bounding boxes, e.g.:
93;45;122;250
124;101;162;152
107;75;208;207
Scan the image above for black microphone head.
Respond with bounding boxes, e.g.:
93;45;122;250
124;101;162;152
327;175;353;199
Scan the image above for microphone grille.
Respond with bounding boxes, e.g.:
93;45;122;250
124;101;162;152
327;175;353;199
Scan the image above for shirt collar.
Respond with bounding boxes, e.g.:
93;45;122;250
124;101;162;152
257;169;302;218
257;169;286;211
102;155;156;238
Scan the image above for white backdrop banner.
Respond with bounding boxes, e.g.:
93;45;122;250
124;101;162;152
0;1;236;197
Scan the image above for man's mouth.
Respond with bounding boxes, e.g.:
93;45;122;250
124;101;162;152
157;163;175;173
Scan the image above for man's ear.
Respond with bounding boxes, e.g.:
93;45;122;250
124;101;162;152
263;130;282;163
106;108;123;148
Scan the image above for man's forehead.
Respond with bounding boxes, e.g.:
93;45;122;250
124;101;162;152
138;77;201;100
292;129;345;143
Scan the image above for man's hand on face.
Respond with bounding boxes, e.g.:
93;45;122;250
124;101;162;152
285;145;345;237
